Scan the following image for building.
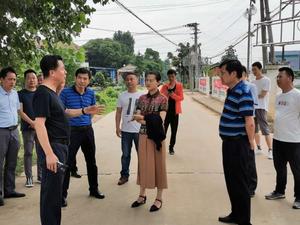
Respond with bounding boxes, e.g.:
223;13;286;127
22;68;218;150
275;50;300;71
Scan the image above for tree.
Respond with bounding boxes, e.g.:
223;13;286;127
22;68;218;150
113;31;135;55
83;38;134;68
15;42;86;87
0;0;113;66
144;48;160;62
221;45;238;62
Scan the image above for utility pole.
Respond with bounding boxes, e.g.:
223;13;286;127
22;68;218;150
247;0;256;71
264;0;275;64
186;22;200;91
260;0;268;70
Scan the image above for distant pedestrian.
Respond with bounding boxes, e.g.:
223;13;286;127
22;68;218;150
265;67;300;209
131;71;168;212
18;69;42;187
218;60;255;225
251;62;273;159
0;67;26;207
37;74;44;86
161;69;184;155
115;72;143;185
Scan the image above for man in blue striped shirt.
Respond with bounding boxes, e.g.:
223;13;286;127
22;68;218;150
218;60;255;225
60;68;105;207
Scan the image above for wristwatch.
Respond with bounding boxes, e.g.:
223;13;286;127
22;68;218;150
82;107;86;115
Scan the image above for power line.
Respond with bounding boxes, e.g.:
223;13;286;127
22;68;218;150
94;0;232;15
114;0;178;47
207;1;287;59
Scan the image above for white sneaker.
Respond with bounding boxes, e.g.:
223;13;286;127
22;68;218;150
25;177;34;188
268;150;273;160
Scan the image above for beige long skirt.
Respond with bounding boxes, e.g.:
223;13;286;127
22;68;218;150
137;134;168;189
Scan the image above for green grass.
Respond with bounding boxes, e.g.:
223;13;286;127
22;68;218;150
95;86;124;114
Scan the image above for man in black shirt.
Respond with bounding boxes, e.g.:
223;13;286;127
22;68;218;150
33;55;102;225
18;69;42;187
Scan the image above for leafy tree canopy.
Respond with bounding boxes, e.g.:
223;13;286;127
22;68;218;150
113;31;135;55
0;0;113;66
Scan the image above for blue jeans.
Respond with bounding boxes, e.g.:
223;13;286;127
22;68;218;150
120;132;139;178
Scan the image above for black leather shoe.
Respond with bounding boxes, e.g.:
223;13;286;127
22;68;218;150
131;195;147;208
118;177;128;185
89;190;105;199
71;171;81;178
0;197;4;206
4;192;26;198
218;215;236;223
61;197;67;207
149;199;162;212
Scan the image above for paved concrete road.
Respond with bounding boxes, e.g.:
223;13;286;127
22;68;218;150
1;95;299;225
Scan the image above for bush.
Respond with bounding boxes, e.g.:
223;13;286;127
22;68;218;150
95;86;123;114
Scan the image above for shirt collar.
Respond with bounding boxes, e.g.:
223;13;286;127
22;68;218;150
228;80;243;93
146;90;160;98
72;85;87;95
0;85;11;95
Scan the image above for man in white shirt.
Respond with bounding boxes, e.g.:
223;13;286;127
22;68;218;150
115;72;143;185
251;62;273;159
265;67;300;209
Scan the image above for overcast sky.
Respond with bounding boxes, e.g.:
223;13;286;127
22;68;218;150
74;0;299;66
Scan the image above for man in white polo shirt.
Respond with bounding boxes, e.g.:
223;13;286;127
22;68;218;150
251;62;273;159
265;67;300;209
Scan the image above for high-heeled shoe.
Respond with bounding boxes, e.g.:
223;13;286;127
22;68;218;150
131;195;147;208
149;199;162;212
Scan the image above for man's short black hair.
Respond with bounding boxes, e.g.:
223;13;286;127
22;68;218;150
219;59;243;79
167;69;176;76
24;69;37;79
124;71;138;79
40;55;63;78
279;67;295;81
252;61;263;70
146;71;161;82
75;67;91;79
0;67;17;79
242;66;247;74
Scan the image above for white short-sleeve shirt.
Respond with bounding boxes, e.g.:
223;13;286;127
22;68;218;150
252;76;271;111
273;88;300;143
117;91;143;133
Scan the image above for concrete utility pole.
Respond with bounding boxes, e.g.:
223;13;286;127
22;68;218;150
247;0;256;71
264;0;275;64
186;22;200;91
260;0;268;69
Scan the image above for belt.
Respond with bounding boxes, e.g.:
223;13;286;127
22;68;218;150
220;135;247;141
71;125;92;131
50;139;69;145
0;125;18;131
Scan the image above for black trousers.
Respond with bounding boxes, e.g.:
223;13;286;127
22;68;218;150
63;126;98;198
273;139;300;200
222;137;252;225
248;148;258;194
164;113;179;149
38;143;68;225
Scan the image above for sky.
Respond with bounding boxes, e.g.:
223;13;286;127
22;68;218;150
74;0;300;66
